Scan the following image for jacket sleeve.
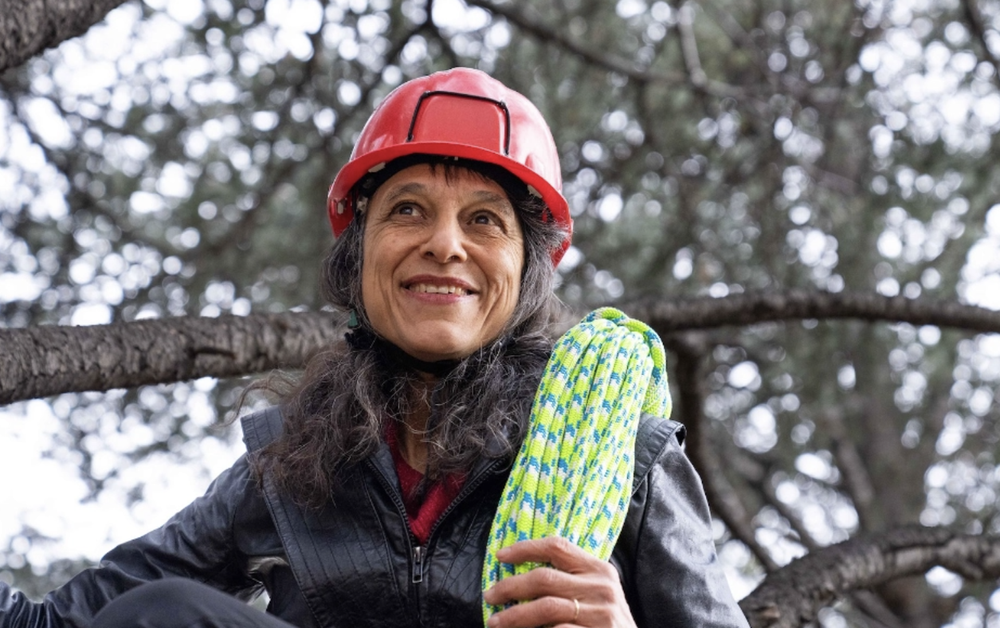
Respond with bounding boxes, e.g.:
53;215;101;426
612;419;751;628
0;455;263;628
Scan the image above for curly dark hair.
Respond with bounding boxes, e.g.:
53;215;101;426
250;158;568;509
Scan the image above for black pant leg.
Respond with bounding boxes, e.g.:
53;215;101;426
91;579;298;628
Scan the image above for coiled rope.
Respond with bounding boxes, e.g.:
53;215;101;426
482;307;671;623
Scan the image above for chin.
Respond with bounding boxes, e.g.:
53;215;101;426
388;319;503;362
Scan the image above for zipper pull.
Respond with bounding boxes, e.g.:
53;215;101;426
412;545;424;583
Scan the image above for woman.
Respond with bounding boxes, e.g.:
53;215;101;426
0;68;749;628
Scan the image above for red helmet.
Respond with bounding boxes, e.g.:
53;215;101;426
327;68;572;266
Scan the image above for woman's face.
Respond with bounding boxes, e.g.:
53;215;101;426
361;163;525;362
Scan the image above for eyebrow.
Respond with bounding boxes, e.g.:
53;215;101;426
469;190;514;210
381;182;428;204
381;183;514;212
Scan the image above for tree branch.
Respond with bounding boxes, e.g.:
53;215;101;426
0;0;131;74
749;461;907;626
740;526;1000;628
961;0;1000;88
699;0;770;77
677;2;708;88
465;0;742;98
0;312;339;405
666;334;780;571
821;407;878;530
3;290;997;404
751;467;820;552
625;290;1000;334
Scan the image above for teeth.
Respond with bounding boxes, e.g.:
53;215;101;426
410;283;468;295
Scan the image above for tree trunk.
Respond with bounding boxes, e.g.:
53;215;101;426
0;0;131;74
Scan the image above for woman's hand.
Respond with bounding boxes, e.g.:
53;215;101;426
482;536;638;628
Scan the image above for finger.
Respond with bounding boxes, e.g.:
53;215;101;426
486;595;580;628
484;566;577;605
496;536;601;572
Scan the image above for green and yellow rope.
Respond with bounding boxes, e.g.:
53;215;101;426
482;307;671;623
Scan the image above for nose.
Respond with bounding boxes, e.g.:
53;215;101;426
420;214;468;263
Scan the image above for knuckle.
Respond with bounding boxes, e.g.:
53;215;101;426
552;536;573;552
539;595;563;615
593;580;618;603
594;606;616;625
536;567;560;587
598;560;619;580
549;536;577;561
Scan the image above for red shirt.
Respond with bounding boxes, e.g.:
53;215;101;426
386;427;464;544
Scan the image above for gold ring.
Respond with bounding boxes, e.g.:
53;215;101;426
573;598;580;622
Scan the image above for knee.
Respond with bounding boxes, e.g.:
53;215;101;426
131;578;208;603
120;578;211;608
93;579;221;628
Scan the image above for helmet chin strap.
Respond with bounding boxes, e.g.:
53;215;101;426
382;343;461;379
344;325;460;378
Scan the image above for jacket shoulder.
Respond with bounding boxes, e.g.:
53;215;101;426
632;414;685;495
241;406;285;453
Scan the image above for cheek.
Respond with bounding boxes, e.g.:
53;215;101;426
360;235;389;319
496;244;525;308
360;264;374;309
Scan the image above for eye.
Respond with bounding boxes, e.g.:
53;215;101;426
471;211;500;226
393;202;420;217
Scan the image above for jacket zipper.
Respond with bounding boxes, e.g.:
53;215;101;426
365;456;504;620
406;461;501;586
365;457;435;599
411;545;425;583
422;458;503;550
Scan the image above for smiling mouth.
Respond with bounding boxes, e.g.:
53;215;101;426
407;283;472;296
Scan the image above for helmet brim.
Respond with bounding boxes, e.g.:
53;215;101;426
327;142;572;266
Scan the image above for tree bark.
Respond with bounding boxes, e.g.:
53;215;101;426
0;312;338;404
740;526;1000;628
2;290;998;404
0;0;130;74
626;289;1000;334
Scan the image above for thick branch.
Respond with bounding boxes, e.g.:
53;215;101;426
3;290;997;404
740;526;1000;628
626;290;1000;334
0;312;339;405
0;0;130;74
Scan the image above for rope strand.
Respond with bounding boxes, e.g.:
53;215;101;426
482;308;671;623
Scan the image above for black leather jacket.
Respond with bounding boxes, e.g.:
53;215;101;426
0;407;749;628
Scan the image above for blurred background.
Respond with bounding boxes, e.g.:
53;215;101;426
2;0;1000;625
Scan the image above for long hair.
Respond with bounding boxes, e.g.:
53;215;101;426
251;159;567;509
